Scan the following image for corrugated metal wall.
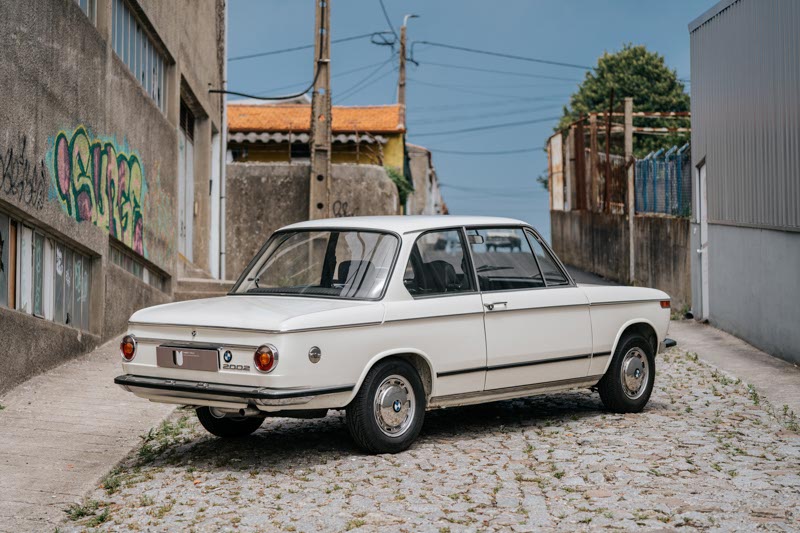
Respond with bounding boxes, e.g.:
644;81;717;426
690;0;800;230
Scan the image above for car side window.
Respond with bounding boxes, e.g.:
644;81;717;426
404;230;474;296
525;230;570;286
467;227;545;291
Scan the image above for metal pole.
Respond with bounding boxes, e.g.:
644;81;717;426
589;113;598;212
624;97;634;285
398;16;417;130
309;0;332;220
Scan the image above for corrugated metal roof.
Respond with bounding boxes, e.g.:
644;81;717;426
227;104;406;134
688;0;740;33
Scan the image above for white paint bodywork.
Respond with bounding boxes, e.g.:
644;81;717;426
119;216;671;412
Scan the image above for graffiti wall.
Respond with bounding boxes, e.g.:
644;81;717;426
47;126;173;264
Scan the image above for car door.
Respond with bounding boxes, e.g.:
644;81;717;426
383;229;486;397
467;226;593;392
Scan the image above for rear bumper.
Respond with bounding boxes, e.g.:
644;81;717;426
114;374;354;407
659;337;677;353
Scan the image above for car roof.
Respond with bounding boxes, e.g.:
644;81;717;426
281;215;531;234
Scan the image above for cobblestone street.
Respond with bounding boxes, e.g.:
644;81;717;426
62;346;800;532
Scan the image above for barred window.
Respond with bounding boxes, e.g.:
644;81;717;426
112;0;167;113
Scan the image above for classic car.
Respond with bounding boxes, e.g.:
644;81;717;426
116;216;674;454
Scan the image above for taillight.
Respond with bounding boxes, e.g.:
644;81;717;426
120;334;137;361
254;344;278;373
660;300;671;309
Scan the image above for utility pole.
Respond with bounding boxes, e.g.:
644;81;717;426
397;14;418;124
589;113;598;211
309;0;332;220
624;97;635;284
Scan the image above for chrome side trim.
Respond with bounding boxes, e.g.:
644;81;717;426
436;351;609;378
383;311;485;324
481;302;588;314
429;375;604;409
588;299;666;307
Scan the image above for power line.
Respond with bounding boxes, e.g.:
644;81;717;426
411;115;561;138
228;32;391;62
334;57;395;103
408;77;571;101
411;41;593;70
335;62;397;104
427;147;539;155
409;104;560;126
418;61;582;82
377;0;399;42
246;60;390;97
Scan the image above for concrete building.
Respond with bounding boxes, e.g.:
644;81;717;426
689;0;800;363
406;143;447;216
0;0;226;392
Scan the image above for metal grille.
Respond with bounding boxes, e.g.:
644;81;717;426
635;144;691;216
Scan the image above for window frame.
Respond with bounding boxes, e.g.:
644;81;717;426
403;227;477;300
461;224;575;295
229;228;403;302
522;227;574;288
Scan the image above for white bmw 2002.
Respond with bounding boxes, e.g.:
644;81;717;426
116;216;674;453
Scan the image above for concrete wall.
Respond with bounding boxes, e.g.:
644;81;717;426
225;163;399;277
406;144;444;216
551;211;691;310
0;0;224;393
691;222;800;364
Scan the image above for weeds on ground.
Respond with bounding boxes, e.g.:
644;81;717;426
64;499;110;525
0;403;5;411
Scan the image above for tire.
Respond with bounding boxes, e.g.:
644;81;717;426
346;358;426;454
597;333;656;413
196;407;264;438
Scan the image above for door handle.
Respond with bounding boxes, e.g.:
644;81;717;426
484;301;507;311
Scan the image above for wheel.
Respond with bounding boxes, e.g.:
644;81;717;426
346;358;426;454
196;407;264;438
597;333;655;413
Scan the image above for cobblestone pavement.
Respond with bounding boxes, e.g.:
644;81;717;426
61;348;800;532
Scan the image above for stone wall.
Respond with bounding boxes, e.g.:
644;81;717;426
551;211;691;310
225;163;399;277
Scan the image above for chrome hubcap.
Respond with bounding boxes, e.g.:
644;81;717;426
621;348;649;400
374;375;415;437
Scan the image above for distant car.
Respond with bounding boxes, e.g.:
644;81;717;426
484;229;522;251
116;216;673;454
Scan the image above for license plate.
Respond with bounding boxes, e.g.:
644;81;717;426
156;346;219;372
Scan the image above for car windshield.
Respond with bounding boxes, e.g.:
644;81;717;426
233;230;398;300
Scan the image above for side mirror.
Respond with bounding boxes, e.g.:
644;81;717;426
468;234;484;245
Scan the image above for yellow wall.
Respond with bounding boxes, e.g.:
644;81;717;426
229;133;405;169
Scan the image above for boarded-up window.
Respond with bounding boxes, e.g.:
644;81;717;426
19;226;32;314
64;248;73;326
54;244;65;324
33;232;44;317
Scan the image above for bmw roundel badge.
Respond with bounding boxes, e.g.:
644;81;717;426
223;350;233;363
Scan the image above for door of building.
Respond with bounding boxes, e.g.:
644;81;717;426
697;162;709;319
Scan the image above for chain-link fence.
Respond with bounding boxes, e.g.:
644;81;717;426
635;144;691;216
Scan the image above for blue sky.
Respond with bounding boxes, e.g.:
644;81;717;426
228;0;715;240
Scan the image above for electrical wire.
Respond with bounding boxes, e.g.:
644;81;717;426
409;104;560;126
229;33;388;62
418;61;582;82
411;115;561;138
335;64;397;104
377;0;399;42
411;41;593;70
426;147;539;155
408;77;571;101
246;59;391;97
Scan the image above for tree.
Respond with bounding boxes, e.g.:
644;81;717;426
556;44;690;158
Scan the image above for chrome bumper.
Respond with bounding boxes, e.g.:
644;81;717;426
114;374;354;406
659;337;677;353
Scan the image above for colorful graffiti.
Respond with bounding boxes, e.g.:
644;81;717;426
50;126;146;255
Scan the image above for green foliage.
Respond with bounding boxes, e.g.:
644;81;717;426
556;44;690;157
385;166;413;207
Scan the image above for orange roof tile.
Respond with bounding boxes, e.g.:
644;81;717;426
228;104;405;134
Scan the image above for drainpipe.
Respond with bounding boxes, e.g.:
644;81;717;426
218;1;228;280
